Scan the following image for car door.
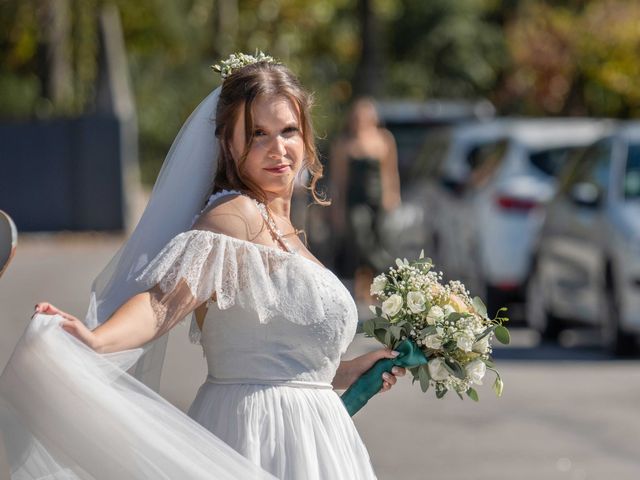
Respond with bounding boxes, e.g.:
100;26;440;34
544;140;612;323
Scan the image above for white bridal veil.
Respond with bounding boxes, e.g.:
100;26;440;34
86;86;222;390
0;86;277;478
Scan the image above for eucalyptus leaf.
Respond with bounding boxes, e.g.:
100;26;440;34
384;330;392;347
436;386;448;399
420;325;437;336
363;319;376;337
418;365;430;392
495;325;511;345
466;387;479;401
390;325;403;340
374;329;387;345
444;359;465;380
475;325;497;342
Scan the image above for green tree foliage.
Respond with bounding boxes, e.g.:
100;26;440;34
2;0;640;183
503;0;640;116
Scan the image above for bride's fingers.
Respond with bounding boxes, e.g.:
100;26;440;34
34;302;59;314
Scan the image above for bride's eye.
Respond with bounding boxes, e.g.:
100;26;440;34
282;126;300;137
253;129;267;137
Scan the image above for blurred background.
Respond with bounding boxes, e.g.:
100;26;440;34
2;1;640;479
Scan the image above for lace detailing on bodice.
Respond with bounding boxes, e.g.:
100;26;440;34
136;230;358;349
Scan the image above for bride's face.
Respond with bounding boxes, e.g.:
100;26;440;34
231;94;304;196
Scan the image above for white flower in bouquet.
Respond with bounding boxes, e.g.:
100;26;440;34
455;332;475;353
472;336;490;354
424;334;443;350
428;358;450;381
370;275;387;296
363;251;510;402
381;294;403;317
465;359;487;385
426;305;444;325
406;291;426;313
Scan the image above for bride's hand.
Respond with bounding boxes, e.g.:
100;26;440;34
34;302;99;351
340;349;406;393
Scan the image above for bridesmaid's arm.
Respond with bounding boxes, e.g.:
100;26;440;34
332;349;406;392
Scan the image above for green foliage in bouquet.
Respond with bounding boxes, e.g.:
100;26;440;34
361;251;510;402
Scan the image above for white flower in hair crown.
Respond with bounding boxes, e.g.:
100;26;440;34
211;51;278;79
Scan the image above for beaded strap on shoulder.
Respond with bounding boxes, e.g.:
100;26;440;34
252;201;297;254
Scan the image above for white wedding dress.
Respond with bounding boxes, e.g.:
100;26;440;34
0;193;377;480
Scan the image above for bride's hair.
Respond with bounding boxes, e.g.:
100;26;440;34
213;61;328;206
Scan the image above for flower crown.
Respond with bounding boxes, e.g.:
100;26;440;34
211;50;278;80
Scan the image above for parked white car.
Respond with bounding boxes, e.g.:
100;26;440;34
527;123;640;355
465;120;610;316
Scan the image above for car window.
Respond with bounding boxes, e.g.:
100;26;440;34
466;140;508;189
529;147;578;177
410;129;452;181
558;140;611;195
625;144;640;198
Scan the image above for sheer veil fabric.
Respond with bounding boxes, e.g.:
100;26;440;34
0;87;277;478
86;87;222;390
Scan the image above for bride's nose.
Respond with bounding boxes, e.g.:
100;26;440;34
267;135;287;158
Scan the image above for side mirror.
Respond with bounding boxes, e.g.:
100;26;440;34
569;182;601;209
0;210;17;278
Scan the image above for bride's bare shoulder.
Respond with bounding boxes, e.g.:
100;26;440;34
192;194;264;241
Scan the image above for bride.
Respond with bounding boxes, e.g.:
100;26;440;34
0;53;405;479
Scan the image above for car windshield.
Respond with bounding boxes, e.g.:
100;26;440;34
625;144;640;198
529;147;576;177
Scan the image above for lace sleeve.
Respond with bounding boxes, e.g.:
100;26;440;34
135;229;291;343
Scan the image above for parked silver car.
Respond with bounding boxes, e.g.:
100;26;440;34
404;119;607;318
527;123;640;355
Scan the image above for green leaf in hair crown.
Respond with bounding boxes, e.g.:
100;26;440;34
211;50;278;79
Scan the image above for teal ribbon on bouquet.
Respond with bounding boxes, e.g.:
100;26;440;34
341;339;428;417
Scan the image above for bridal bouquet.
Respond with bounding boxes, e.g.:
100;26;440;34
341;252;510;416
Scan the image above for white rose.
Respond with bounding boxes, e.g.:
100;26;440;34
424;334;443;350
428;357;450;381
370;275;387;296
381;294;403;317
472;336;490;354
455;332;475;353
406;291;426;314
465;359;487;385
426;306;444;325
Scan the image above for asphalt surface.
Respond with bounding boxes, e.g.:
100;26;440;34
1;235;639;479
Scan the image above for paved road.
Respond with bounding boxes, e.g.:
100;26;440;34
1;235;639;479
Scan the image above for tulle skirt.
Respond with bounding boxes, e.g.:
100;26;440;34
189;381;377;480
0;314;275;479
0;314;376;480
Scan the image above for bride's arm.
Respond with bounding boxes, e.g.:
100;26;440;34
34;287;198;353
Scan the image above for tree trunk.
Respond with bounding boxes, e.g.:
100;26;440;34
39;0;73;111
353;0;382;97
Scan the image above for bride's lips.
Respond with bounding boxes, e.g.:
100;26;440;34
264;164;291;174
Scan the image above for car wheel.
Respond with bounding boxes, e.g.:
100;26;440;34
525;264;561;341
601;284;637;357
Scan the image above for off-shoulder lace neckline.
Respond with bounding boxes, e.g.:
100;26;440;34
190;228;330;273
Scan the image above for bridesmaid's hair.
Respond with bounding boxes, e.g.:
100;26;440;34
213;61;328;206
